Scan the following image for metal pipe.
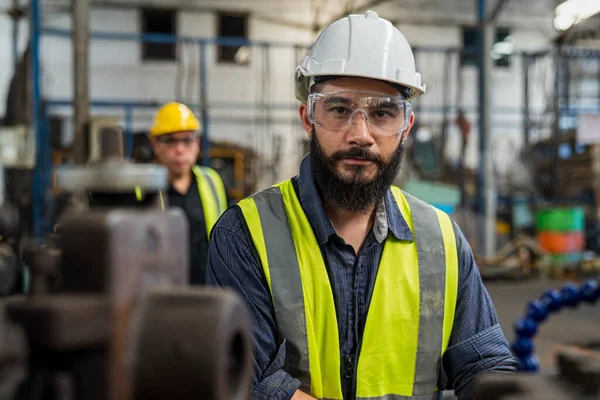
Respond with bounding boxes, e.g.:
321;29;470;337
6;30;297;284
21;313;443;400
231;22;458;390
522;54;530;146
199;41;210;166
46;99;568;115
11;0;19;73
552;49;561;196
477;0;486;209
31;0;43;238
482;22;496;258
43;28;290;48
72;0;90;165
478;0;497;257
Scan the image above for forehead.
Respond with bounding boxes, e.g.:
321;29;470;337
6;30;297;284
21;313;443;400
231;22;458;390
160;130;196;139
318;77;400;96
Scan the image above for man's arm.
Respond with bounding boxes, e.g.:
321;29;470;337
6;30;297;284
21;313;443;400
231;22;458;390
206;207;302;400
441;221;518;399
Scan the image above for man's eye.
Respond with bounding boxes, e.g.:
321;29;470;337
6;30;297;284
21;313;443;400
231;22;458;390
330;107;349;114
373;111;390;118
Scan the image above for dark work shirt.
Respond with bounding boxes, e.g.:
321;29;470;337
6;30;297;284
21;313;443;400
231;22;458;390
207;154;518;400
168;176;208;285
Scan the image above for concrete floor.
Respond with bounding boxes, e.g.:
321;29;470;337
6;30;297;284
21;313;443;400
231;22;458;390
443;278;600;399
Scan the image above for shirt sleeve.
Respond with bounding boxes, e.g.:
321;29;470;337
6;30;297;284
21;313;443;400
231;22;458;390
440;221;519;399
206;207;301;400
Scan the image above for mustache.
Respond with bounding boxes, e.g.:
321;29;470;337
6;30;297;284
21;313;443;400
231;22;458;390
329;147;384;167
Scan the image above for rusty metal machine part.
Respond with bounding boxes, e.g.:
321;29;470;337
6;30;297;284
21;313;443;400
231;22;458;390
54;160;167;194
0;300;28;400
132;288;252;400
473;347;600;399
54;127;167;194
0;244;18;296
0;163;22;298
1;125;253;399
7;204;253;400
21;242;61;295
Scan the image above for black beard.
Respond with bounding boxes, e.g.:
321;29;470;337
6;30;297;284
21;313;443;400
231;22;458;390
310;134;405;213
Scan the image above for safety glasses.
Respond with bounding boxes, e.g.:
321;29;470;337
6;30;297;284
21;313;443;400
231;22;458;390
307;90;412;136
156;135;197;148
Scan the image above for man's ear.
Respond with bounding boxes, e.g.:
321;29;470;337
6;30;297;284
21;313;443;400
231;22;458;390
298;103;313;138
402;111;415;141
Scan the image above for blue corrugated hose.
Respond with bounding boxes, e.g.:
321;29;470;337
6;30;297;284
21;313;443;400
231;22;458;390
511;279;600;371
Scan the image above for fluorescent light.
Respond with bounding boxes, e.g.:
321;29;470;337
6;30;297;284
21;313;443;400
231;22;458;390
554;0;600;31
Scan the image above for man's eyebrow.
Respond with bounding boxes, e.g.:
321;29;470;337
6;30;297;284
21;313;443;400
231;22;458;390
376;102;402;110
323;96;352;105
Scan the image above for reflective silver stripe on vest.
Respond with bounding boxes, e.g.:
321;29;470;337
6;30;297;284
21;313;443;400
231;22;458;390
357;393;440;400
197;167;222;215
403;193;446;396
252;187;311;391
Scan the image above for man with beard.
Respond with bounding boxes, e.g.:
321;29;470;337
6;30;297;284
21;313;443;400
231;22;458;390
207;11;516;400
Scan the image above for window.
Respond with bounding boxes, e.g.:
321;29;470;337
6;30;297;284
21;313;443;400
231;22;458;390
217;13;249;65
141;8;177;61
461;27;478;67
461;26;513;68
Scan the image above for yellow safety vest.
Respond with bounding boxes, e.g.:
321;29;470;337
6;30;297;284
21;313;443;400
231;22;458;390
135;165;228;236
237;180;458;400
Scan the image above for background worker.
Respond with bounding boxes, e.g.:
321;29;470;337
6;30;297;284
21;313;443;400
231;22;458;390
207;11;516;400
149;102;228;285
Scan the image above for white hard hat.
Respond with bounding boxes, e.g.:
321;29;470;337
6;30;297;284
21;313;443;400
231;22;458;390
295;10;426;102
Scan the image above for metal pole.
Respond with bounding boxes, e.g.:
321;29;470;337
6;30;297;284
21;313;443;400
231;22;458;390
476;0;486;210
522;53;530;146
482;22;496;257
552;49;561;196
564;55;570;117
31;0;43;238
11;0;19;73
199;40;210;166
478;0;497;257
73;0;90;165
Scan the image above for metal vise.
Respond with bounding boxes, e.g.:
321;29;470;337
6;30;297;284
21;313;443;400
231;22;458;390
0;163;21;297
1;127;252;400
473;347;600;399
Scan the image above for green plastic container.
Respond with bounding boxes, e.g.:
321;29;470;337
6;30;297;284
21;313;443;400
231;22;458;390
403;180;460;207
550;252;583;266
535;207;585;233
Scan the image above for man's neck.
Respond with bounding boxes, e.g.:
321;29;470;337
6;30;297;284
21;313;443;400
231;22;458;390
324;203;376;255
170;169;193;195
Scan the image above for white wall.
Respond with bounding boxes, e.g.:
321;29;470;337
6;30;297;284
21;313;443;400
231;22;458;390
0;0;557;187
397;23;553;172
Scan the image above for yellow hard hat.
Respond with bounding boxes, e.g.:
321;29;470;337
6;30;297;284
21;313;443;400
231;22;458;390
150;102;201;137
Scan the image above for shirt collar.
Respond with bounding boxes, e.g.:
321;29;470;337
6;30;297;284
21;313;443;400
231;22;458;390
295;153;413;246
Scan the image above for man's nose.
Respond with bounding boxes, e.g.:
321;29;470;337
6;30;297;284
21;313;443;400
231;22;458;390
173;140;187;151
346;111;375;146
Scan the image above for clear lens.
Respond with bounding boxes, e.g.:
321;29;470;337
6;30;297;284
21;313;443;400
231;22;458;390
157;136;196;147
308;90;411;136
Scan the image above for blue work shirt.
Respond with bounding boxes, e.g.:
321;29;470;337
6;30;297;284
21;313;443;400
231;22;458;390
207;154;517;400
